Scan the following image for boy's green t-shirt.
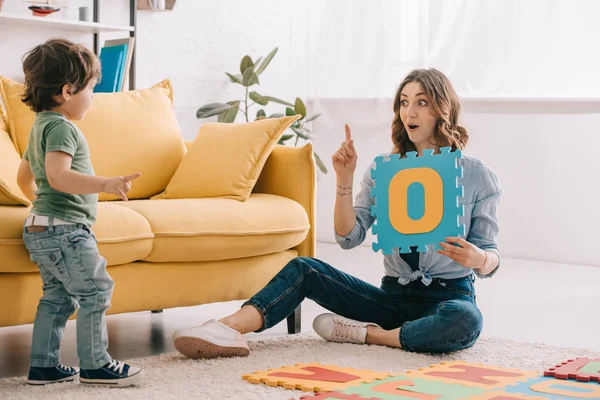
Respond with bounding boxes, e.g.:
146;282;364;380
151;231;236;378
23;111;97;227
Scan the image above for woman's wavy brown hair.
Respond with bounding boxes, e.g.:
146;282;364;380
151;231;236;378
21;38;101;113
391;68;468;156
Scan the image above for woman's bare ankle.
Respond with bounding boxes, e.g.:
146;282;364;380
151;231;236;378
218;305;264;335
365;325;381;342
366;326;402;348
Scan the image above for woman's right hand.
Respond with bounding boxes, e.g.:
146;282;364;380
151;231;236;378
332;124;358;179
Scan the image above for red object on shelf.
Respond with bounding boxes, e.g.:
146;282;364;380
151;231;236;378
28;5;61;17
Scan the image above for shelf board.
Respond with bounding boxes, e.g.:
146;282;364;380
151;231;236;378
0;13;134;33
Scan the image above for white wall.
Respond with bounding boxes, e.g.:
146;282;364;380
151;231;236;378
310;98;600;267
0;0;309;140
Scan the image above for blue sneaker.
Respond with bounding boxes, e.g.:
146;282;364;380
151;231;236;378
27;364;79;385
79;360;142;388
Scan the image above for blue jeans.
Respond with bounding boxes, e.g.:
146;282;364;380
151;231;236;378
23;219;113;370
243;256;482;353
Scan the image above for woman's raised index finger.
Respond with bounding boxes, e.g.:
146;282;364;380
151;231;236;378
345;124;352;142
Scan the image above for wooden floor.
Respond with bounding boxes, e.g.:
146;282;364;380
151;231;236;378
1;243;599;379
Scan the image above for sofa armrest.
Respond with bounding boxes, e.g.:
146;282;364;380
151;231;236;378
254;143;316;258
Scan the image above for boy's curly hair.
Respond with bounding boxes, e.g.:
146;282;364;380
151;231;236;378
21;38;101;113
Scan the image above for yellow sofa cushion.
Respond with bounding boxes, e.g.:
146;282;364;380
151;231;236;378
0;129;30;206
118;194;310;262
0;77;186;201
0;203;154;273
158;115;300;201
0;77;30;149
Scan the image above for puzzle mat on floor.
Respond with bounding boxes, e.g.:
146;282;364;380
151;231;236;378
242;359;600;399
369;147;465;255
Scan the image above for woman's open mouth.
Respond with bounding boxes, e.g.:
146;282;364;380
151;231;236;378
407;124;419;132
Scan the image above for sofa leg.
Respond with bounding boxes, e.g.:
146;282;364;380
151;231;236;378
151;310;163;314
287;305;301;334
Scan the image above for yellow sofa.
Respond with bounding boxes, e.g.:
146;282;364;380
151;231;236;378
0;77;315;331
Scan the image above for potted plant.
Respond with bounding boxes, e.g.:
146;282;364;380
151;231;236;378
196;48;327;174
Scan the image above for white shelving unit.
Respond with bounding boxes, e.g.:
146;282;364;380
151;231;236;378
0;0;137;89
0;13;134;34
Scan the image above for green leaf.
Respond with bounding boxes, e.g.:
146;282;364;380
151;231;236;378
242;67;260;86
218;101;240;123
303;113;321;123
294;98;307;119
263;96;294;107
256;47;278;75
225;72;243;85
268;113;284;119
240;56;254;75
292;126;310;139
277;134;295;145
248;72;260;86
197;103;233;119
254;57;263;67
242;67;254;86
278;134;294;144
314;152;328;174
285;107;298;117
256;109;266;120
249;91;269;106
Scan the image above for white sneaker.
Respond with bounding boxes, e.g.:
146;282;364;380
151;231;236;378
172;319;250;359
312;313;381;344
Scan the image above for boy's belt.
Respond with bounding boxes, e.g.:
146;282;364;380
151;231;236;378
25;214;75;227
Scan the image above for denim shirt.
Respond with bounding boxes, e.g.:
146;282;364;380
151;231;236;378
335;154;503;286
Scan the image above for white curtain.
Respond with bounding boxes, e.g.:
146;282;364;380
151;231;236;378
308;0;600;100
425;0;600;98
308;0;426;100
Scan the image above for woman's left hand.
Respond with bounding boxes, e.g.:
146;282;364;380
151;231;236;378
437;237;486;270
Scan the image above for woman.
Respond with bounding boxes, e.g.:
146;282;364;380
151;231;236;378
172;68;503;358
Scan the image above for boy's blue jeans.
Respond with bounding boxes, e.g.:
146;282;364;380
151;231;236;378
243;256;483;353
23;218;113;370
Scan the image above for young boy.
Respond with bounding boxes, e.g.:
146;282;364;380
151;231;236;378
16;38;143;387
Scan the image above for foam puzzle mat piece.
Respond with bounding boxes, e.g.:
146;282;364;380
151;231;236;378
505;376;600;399
369;147;464;255
242;363;391;393
465;391;548;399
298;391;379;399
544;358;600;383
404;361;540;389
341;374;484;400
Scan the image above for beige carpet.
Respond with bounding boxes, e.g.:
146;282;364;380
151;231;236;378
1;332;598;399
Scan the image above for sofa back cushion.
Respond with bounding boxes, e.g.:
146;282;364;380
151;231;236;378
157;115;300;201
0;77;185;201
0;125;30;206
